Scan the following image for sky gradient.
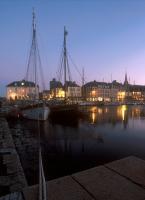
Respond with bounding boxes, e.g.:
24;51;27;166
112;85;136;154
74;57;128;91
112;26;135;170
1;0;145;96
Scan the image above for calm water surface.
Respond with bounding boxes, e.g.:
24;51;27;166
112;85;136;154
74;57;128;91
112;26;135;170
8;105;145;185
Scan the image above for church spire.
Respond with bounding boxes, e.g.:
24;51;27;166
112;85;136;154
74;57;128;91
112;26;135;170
124;72;128;85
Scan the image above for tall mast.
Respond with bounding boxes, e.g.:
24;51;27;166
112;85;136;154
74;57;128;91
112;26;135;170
32;10;37;98
64;26;68;101
25;9;40;99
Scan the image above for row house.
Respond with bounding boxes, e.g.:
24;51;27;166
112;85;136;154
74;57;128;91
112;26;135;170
65;81;82;103
125;85;145;102
82;80;122;102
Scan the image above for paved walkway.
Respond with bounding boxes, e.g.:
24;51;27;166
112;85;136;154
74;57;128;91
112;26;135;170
1;156;145;200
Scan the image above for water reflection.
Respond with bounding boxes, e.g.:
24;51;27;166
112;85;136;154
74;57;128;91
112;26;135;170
91;107;97;123
7;105;145;185
88;105;133;127
119;105;127;121
86;105;145;131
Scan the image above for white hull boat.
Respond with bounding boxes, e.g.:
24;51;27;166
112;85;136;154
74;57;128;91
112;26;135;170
22;106;50;121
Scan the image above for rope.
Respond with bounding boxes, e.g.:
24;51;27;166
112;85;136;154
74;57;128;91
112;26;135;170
67;52;82;79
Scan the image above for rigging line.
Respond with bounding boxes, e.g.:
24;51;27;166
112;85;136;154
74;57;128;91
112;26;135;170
37;24;49;90
33;32;38;98
59;46;65;81
66;56;72;82
59;55;64;82
29;37;37;84
34;27;46;90
25;13;36;81
25;37;35;81
57;54;62;81
36;42;46;91
57;49;64;81
56;50;61;80
56;43;64;80
67;52;82;78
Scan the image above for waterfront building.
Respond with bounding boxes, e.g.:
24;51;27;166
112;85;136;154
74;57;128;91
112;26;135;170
49;78;81;102
82;74;145;103
122;73;145;102
117;91;126;102
49;78;64;100
82;80;121;102
65;81;82;103
50;78;63;90
50;87;65;99
41;90;51;100
6;80;39;100
125;85;145;102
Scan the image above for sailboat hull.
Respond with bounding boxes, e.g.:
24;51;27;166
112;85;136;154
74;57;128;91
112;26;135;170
49;104;82;125
22;106;50;121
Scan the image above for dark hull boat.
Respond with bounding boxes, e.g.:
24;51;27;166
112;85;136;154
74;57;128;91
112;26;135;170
49;104;81;125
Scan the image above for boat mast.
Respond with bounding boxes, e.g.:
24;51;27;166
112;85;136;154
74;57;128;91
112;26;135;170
25;10;38;100
32;10;38;99
64;26;68;101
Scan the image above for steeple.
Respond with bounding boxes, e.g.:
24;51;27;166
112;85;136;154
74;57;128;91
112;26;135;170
124;72;128;85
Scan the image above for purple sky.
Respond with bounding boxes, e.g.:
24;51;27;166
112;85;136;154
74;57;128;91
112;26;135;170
1;0;145;96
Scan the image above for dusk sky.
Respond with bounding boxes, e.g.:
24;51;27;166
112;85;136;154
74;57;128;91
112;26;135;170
1;0;145;96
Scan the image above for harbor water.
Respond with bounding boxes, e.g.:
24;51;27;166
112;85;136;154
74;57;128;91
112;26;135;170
7;105;145;185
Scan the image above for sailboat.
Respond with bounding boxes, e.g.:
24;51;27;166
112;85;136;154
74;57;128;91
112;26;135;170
22;11;50;121
49;27;80;123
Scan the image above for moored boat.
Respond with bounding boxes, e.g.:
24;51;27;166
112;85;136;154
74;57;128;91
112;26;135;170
22;104;49;121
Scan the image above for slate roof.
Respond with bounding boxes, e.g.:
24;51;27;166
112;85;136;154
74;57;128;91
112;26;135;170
7;80;36;87
65;81;79;87
83;80;122;88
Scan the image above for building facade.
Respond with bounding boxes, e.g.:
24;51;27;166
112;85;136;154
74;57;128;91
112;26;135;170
125;85;145;102
49;78;64;100
6;80;39;100
65;81;81;103
82;80;122;102
49;78;81;102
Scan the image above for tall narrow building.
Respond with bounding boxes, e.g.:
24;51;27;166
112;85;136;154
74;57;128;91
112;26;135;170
124;73;128;85
124;72;129;90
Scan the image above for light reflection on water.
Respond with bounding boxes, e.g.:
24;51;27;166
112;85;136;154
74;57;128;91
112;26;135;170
8;105;145;185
